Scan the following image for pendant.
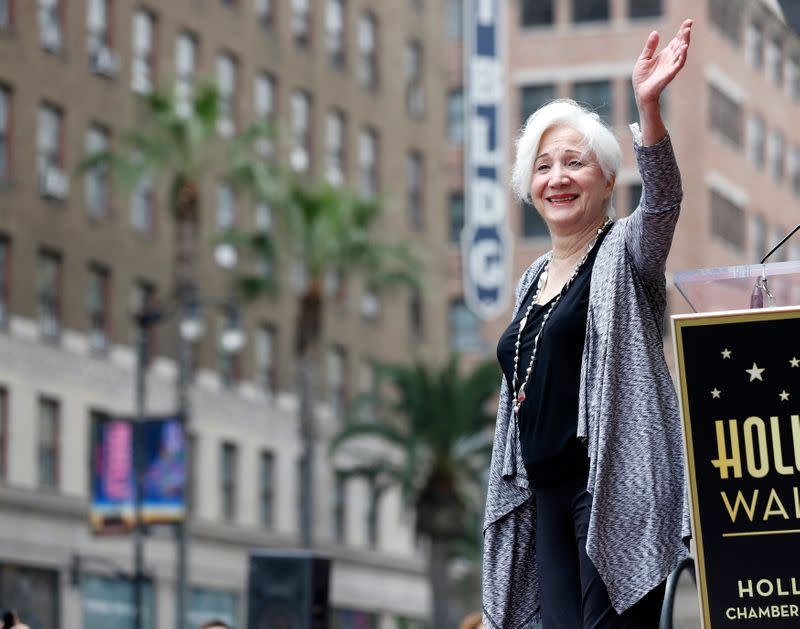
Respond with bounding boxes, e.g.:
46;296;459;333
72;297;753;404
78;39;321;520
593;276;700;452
517;392;526;402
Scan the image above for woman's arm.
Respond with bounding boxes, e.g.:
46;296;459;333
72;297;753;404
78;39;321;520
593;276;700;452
633;19;692;145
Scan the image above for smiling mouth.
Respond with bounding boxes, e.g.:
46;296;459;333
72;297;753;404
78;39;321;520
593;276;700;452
546;195;579;205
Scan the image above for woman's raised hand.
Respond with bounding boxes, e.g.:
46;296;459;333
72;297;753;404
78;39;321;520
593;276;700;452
633;19;692;109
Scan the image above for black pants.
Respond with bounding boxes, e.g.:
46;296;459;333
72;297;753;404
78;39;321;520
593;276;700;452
534;482;666;628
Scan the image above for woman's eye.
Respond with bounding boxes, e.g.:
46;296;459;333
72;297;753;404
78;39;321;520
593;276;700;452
536;164;550;172
568;160;583;167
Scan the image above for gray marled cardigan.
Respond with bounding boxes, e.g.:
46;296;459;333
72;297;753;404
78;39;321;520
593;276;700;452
482;131;692;629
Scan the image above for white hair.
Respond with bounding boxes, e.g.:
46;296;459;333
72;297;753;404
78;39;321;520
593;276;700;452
511;99;622;204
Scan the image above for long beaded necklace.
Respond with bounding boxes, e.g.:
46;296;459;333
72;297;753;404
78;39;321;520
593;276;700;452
512;217;613;415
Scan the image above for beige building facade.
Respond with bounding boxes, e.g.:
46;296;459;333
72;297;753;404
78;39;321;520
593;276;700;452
0;0;452;627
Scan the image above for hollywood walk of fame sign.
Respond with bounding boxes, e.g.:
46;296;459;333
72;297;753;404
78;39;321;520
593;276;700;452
673;307;800;628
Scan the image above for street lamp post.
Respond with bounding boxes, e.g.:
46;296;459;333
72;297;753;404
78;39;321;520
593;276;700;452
132;308;163;629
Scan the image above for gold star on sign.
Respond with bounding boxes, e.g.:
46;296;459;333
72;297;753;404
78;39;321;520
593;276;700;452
791;357;800;368
721;348;732;359
780;390;790;401
711;388;721;399
746;363;765;382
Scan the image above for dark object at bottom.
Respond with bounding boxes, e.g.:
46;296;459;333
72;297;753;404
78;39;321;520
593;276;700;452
659;557;696;629
247;550;330;629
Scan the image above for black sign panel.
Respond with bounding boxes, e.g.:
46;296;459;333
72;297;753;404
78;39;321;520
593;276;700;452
674;308;800;627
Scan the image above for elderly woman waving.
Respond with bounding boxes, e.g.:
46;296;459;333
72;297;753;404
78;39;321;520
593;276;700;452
482;20;694;629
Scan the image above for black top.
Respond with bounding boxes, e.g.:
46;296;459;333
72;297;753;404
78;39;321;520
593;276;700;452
496;228;608;488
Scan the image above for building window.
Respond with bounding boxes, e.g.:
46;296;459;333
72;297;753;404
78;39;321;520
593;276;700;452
218;310;241;389
326;109;346;185
327;0;345;68
366;481;379;547
708;0;741;46
358;13;378;89
291;0;311;46
87;264;111;354
131;280;157;359
572;0;609;23
39;0;63;53
710;189;745;250
358;127;378;197
573;80;612;125
521;200;548;238
747;21;763;69
255;0;275;27
767;37;783;85
708;84;742;147
786;55;800;102
37;250;61;340
750;214;766;262
405;41;424;116
768;129;785;182
131;9;157;93
449;299;481;352
38;104;68;201
216;183;236;232
0;1;12;30
355;359;375;421
520;84;555;124
87;0;117;76
771;227;789;262
220;442;238;521
327;346;347;422
85;124;111;218
0;236;10;327
747;113;765;169
332;472;347;543
628;0;661;18
0;387;6;480
447;89;463;144
627;183;643;216
175;32;198;117
38;396;59;489
520;1;553;27
254;73;276;157
255;324;277;396
449;193;464;244
259;451;275;528
406;152;423;229
131;164;155;234
290;90;311;173
790;145;800;196
0;85;11;180
216;53;238;137
445;0;463;39
409;288;424;341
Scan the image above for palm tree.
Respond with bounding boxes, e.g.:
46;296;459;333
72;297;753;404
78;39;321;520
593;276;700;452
231;177;422;547
330;355;500;629
80;82;280;304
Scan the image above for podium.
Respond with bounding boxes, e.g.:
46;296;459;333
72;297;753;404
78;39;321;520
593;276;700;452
671;262;800;628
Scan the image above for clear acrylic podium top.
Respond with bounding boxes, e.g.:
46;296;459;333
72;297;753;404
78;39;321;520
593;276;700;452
673;261;800;313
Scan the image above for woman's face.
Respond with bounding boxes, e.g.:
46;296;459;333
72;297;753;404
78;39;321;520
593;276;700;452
529;126;614;235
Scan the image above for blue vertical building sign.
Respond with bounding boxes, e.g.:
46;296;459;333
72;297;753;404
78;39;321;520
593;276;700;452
462;0;510;320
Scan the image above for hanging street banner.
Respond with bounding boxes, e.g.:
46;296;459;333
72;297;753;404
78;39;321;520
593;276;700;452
90;414;186;534
462;0;511;320
674;307;800;627
90;417;135;534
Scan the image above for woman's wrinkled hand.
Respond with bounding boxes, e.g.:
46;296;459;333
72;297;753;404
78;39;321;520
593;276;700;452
633;18;692;109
